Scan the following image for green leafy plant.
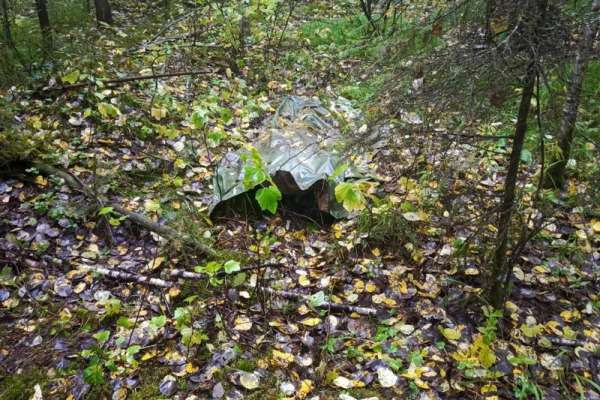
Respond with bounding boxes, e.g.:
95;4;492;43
194;259;241;286
241;147;282;214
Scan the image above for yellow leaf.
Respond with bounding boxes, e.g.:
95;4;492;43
297;379;314;399
234;315;253;331
481;384;497;394
298;275;310;287
520;323;543;338
185;363;199;374
34;175;47;187
440;327;461;341
478;343;496;368
145;257;165;272
591;220;600;233
300;317;321;327
272;349;295;364
151;107;168;121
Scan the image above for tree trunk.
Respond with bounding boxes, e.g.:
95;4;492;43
488;64;537;309
1;0;13;47
485;0;496;42
544;0;600;189
487;0;549;310
35;0;52;50
94;0;112;24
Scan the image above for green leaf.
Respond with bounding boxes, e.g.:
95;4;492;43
243;165;268;189
335;182;366;212
116;316;133;329
309;291;327;308
98;206;114;216
191;109;206;129
224;260;241;274
126;345;141;356
97;102;120;118
220;107;234;125
330;162;349;181
150;315;167;329
93;330;110;344
62;70;80;84
231;272;247;287
520;149;533;164
508;355;537;366
255;185;282;214
83;362;105;385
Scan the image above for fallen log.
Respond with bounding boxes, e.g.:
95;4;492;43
32;162;216;257
79;265;174;288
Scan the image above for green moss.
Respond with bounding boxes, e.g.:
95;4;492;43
128;366;172;400
0;370;49;400
231;358;257;373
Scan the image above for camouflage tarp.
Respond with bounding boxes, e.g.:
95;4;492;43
209;96;358;219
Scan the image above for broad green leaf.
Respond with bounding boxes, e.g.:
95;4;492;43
309;291;327;308
83;363;105;385
231;272;247;287
243;165;268;189
520;149;533;164
255;185;282;214
127;345;141;356
98;206;114;216
224;260;241;274
191;107;209;128
220;107;234;125
335;182;366;212
97;102;120;118
150;315;167;329
62;70;80;84
93;330;110;344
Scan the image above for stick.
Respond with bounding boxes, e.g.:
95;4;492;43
263;288;378;316
39;70;211;94
168;263;284;280
79;265;174;288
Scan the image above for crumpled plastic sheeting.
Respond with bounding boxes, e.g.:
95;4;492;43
209;96;359;219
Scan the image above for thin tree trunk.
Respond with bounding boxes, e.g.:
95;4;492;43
488;63;537;309
485;0;496;42
1;0;13;46
35;0;52;50
94;0;112;24
544;0;600;189
488;0;549;310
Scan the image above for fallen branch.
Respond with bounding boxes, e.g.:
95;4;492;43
32;162;216;257
83;265;379;316
263;288;379;316
39;69;211;94
79;265;174;288
168;263;284;279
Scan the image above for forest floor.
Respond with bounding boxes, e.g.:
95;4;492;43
1;2;599;400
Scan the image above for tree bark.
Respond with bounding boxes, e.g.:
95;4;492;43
94;0;113;24
487;0;549;310
35;0;52;50
488;63;536;309
544;0;600;189
1;0;13;47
